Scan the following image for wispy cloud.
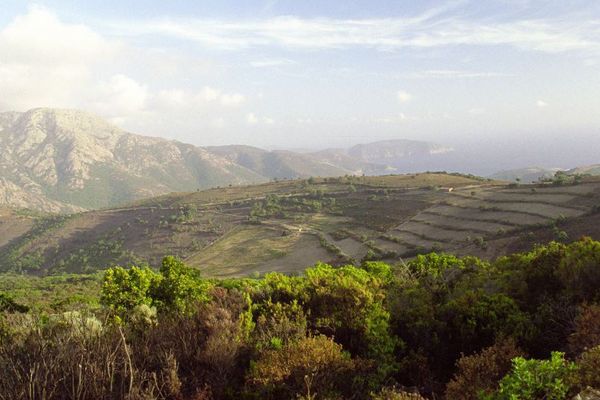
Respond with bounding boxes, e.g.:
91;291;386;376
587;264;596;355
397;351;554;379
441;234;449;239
107;11;600;55
249;58;295;68
408;70;513;79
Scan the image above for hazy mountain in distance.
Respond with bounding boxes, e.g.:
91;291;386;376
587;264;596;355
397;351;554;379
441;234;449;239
0;108;405;212
209;143;397;179
306;139;453;174
206;145;390;179
567;165;600;176
489;167;562;183
347;139;454;164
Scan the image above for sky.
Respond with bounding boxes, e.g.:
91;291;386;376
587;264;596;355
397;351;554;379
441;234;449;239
1;0;600;154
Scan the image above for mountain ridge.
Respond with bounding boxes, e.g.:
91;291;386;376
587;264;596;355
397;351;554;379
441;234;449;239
0;108;453;212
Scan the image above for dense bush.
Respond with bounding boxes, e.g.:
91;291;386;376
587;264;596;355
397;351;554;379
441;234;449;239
1;238;600;399
576;345;600;389
248;335;361;399
569;303;600;355
487;352;578;400
445;339;524;400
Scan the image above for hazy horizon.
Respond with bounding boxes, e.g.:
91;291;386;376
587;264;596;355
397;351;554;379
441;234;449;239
1;0;599;158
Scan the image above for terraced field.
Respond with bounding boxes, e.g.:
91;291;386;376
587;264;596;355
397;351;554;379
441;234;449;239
1;173;600;277
380;181;600;258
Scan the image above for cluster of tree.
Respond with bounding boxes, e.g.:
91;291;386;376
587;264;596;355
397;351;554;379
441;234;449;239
249;193;337;220
538;171;587;186
1;238;600;399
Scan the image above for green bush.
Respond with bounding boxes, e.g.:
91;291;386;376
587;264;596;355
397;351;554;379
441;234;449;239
488;352;578;400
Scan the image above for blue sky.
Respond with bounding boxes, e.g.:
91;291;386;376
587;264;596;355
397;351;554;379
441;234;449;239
1;0;599;153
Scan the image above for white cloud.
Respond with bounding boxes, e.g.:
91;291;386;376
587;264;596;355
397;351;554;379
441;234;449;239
92;74;148;115
250;58;296;68
1;6;116;65
197;87;245;106
0;6;119;110
110;12;600;55
397;90;412;103
199;87;221;102
246;112;259;125
536;100;548;108
246;112;274;125
0;7;250;140
220;93;245;106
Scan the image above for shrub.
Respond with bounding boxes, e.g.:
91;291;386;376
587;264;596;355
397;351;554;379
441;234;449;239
100;265;157;317
0;293;29;313
568;304;600;355
304;263;398;377
101;257;211;318
248;335;358;399
555;238;600;303
371;386;426;399
151;256;210;313
576;345;600;389
445;339;524;400
440;291;533;357
253;299;307;350
489;352;578;400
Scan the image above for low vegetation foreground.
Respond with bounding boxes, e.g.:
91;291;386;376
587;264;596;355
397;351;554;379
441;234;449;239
1;173;600;399
2;239;600;399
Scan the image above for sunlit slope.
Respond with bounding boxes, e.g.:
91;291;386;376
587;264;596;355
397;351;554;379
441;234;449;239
2;172;600;277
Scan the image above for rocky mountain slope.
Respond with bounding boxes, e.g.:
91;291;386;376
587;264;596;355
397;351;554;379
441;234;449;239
0;109;268;212
0;108;453;212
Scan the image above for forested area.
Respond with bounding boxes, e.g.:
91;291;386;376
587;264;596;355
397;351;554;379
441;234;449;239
1;238;600;399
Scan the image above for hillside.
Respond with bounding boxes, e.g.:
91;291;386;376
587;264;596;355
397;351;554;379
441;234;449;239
206;145;390;178
488;166;561;183
2;172;600;277
309;139;453;173
0;108;266;211
0;109;454;212
568;164;600;176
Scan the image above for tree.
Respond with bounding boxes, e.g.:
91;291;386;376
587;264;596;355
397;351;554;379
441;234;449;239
101;257;210;317
100;265;158;317
151;256;208;313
